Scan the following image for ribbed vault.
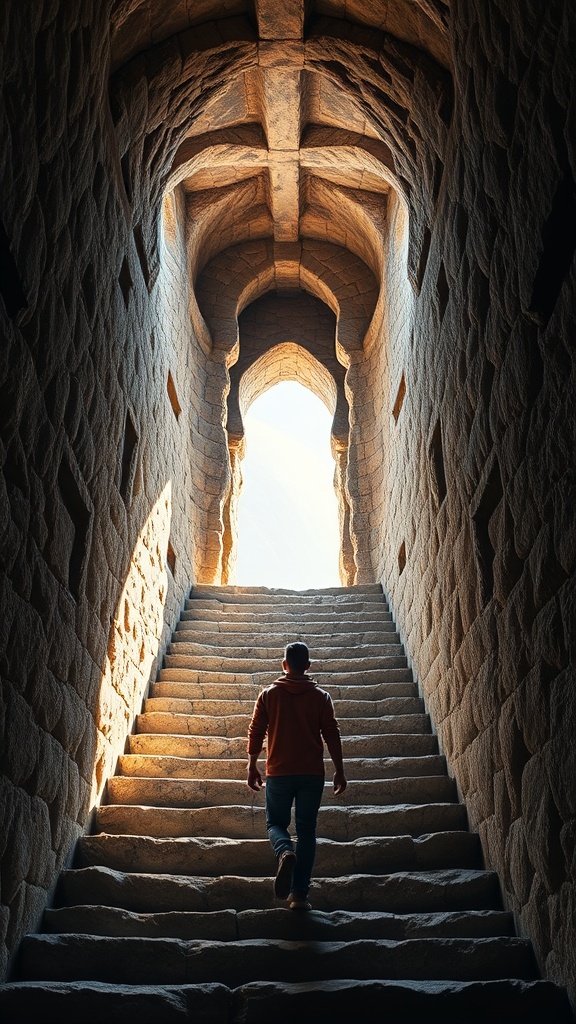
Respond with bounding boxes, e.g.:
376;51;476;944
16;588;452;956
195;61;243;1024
108;0;452;582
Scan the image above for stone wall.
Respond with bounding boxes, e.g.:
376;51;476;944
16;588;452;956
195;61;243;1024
369;0;576;1002
0;3;206;979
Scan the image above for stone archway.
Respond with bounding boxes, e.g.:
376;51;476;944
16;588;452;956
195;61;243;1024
221;335;355;585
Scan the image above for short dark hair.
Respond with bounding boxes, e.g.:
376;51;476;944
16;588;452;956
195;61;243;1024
284;641;310;673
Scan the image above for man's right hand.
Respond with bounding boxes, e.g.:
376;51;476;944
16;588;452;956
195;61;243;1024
247;765;264;791
333;769;347;795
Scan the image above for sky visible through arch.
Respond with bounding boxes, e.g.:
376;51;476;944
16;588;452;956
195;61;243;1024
234;382;341;590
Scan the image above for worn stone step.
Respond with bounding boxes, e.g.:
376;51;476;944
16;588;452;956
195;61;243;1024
95;802;467;839
176;620;398;636
152;680;419;701
187;591;386;607
190;584;385;597
17;933;537;985
44;904;514;941
44;906;238;940
0;981;230;1024
157;666;414;686
77;833;483;876
174;626;399;643
117;753;447;781
169;641;404;661
231;978;575;1024
180;609;394;625
128;731;439;759
135;712;430;737
143;695;425;718
58;866;501;915
184;601;388;617
163;654;408;673
105;775;456;809
2;978;573;1024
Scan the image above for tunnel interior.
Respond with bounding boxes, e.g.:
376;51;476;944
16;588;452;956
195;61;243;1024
0;0;575;1004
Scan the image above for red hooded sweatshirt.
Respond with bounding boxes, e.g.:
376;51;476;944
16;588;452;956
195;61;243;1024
247;673;343;776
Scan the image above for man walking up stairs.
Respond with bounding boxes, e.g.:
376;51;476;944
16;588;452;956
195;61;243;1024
1;585;573;1022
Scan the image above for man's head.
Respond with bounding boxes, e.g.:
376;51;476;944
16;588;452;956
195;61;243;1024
283;641;310;675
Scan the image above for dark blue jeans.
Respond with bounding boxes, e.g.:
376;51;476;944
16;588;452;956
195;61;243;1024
265;774;325;898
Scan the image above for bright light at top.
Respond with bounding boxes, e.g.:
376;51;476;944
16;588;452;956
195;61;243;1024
234;382;341;590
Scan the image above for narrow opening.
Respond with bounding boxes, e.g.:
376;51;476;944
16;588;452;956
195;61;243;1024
430;417;447;505
235;382;340;589
398;541;406;575
120;409;139;504
167;371;182;420
133;223;151;288
392;373;406;422
118;257;133;308
437;260;449;322
415;225;431;293
528;168;576;327
167;540;176;577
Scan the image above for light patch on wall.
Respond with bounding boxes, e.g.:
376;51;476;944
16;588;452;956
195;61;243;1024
92;482;172;809
234;382;340;590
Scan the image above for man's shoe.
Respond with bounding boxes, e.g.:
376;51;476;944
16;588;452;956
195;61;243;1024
289;893;312;911
273;850;296;900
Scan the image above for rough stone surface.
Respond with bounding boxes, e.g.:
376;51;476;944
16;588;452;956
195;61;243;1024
0;0;575;1014
2;587;573;1021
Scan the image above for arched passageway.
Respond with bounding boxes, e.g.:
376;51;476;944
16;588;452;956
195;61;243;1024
0;0;575;1010
233;381;340;589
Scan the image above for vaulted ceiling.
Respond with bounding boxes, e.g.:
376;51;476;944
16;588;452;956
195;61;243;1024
110;1;452;363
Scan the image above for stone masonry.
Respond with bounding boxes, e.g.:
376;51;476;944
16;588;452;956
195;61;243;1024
0;0;575;1013
2;586;573;1020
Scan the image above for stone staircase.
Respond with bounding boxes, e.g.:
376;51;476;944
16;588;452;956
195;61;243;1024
2;584;573;1023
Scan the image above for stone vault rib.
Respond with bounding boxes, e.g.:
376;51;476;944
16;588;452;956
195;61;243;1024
2;585;572;1021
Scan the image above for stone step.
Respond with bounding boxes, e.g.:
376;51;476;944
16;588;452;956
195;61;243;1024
43;904;514;941
187;592;386;608
180;609;394;625
184;600;389;616
157;667;414;686
176;620;398;636
57;865;501;915
135;712;430;737
8;583;567;1024
3;978;573;1024
169;638;403;658
141;776;452;808
191;584;385;597
143;695;425;718
117;753;447;781
77;833;483;876
106;775;456;809
152;679;419;701
16;933;537;985
163;654;408;673
95;801;467;839
128;731;439;759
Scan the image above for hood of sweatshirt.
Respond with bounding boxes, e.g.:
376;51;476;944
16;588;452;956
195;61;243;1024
272;672;318;694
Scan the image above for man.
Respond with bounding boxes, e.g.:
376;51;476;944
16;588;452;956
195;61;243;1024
246;640;347;910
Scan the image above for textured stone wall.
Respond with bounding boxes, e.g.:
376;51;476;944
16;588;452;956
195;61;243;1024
0;3;208;979
368;1;576;1002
